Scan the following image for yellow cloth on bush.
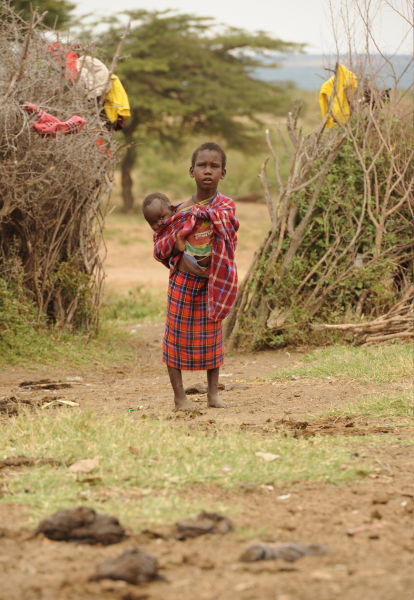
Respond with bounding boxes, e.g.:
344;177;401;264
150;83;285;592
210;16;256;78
318;64;358;128
104;75;131;123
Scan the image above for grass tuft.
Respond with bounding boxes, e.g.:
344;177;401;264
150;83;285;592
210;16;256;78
272;344;413;384
1;411;373;527
324;392;414;419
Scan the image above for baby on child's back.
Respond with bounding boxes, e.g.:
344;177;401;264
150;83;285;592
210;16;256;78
143;192;212;276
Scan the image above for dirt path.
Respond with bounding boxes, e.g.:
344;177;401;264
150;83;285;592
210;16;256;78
1;321;413;600
0;320;408;423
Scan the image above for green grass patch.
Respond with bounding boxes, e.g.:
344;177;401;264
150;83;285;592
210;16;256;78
101;286;165;323
272;344;413;384
0;284;164;367
0;322;136;368
325;392;414;419
1;411;373;528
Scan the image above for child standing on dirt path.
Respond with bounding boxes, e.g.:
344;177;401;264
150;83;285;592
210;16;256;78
149;142;239;411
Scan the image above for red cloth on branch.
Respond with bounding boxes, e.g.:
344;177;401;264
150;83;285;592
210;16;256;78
48;42;79;81
154;193;239;322
21;102;86;137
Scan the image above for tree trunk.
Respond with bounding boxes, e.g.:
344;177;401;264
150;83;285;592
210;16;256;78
121;141;137;212
121;114;140;213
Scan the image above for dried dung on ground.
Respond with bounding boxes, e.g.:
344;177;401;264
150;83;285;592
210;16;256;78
175;511;234;539
35;506;126;545
90;548;163;585
240;542;331;562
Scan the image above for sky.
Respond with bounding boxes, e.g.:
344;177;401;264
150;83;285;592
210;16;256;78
72;0;413;55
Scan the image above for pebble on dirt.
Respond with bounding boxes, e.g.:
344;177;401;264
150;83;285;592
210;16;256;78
35;506;126;545
175;511;234;539
240;542;331;562
90;548;163;585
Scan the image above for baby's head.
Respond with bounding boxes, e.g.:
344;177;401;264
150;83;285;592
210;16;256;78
142;192;174;232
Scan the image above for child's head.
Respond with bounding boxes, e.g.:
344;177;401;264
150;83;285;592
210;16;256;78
142;192;174;231
191;142;227;171
190;142;227;195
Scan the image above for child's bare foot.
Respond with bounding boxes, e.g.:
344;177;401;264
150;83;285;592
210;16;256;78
174;397;197;411
207;394;228;408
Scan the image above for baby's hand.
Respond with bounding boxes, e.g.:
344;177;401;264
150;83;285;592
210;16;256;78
175;231;186;252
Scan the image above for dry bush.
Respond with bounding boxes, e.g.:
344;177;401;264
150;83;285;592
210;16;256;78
227;58;413;348
0;3;116;330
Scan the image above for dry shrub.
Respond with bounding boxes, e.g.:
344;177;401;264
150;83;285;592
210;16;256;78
0;3;115;331
227;77;413;349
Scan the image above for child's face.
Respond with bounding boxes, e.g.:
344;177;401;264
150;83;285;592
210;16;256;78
145;201;174;232
189;149;225;193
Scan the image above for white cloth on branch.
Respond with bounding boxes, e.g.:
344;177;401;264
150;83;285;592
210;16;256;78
76;56;110;99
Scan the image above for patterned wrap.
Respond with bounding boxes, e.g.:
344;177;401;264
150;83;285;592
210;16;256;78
163;270;224;370
153;192;239;322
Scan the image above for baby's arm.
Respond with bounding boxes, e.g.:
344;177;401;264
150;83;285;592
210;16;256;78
175;231;186;252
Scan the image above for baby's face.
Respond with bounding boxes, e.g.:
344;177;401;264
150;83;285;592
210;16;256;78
145;201;174;232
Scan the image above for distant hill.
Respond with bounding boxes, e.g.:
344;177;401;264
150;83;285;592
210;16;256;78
255;54;412;90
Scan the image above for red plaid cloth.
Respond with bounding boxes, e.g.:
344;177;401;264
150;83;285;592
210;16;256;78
163;270;224;370
21;102;86;137
154;193;239;322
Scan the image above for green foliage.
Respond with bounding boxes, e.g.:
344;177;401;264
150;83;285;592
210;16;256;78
99;10;300;142
85;10;302;208
0;256;136;367
52;258;95;330
0;257;41;356
11;0;75;28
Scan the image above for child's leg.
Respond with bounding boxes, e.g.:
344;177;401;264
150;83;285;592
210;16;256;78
207;367;227;408
167;366;197;410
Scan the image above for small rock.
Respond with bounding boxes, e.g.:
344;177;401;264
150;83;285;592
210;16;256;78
371;509;382;520
372;495;389;505
255;452;280;462
69;457;100;473
185;383;225;394
310;569;334;581
90;548;162;585
35;506;126;545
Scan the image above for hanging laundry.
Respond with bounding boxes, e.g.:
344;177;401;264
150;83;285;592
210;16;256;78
103;74;131;130
76;55;110;100
21;102;86;137
318;64;358;128
48;41;79;82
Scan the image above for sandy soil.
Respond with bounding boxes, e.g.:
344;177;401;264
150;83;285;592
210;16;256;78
0;203;413;600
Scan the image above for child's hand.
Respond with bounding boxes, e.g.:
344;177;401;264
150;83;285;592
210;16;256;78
175;231;186;252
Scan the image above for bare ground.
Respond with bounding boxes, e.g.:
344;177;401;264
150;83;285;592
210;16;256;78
0;203;413;599
0;324;413;600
